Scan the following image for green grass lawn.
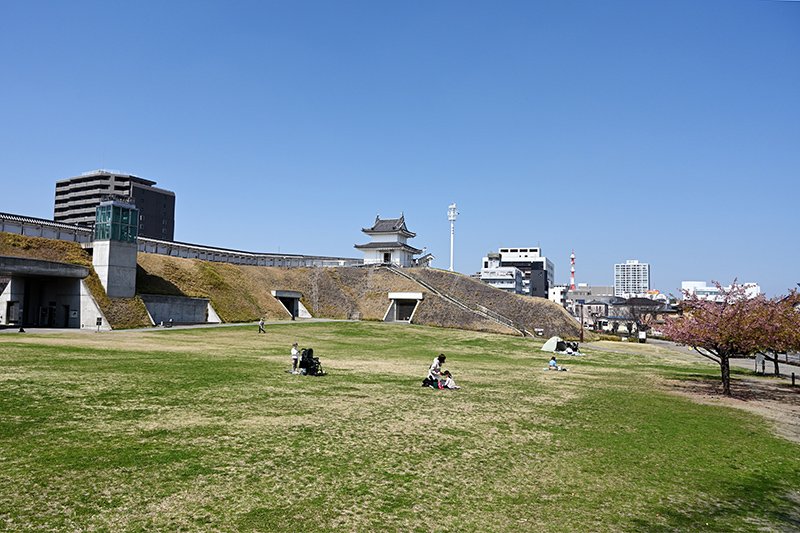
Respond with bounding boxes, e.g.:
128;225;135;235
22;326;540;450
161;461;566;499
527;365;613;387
1;322;798;531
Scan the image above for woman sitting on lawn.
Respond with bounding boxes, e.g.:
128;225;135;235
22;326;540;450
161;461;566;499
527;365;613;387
422;354;447;388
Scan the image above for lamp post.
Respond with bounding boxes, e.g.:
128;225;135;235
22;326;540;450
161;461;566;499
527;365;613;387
447;203;458;271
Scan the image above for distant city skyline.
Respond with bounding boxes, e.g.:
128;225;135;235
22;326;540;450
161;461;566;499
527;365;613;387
2;1;798;296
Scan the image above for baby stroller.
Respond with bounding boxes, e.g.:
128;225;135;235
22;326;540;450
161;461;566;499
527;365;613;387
298;348;326;376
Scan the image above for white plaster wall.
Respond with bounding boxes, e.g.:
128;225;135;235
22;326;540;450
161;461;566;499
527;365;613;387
207;302;221;323
79;280;111;331
297;301;312;319
1;278;25;324
362;250;385;264
370;234;408;244
398;251;413;267
0;280;12;324
362;249;415;266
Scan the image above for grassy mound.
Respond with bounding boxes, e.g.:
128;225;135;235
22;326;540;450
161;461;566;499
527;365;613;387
0;232;150;329
137;254;521;334
404;267;585;338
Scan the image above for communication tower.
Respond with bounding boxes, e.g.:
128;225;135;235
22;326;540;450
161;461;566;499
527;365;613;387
448;203;458;271
570;250;576;290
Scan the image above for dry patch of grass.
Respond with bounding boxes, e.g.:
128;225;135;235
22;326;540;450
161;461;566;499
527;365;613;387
407;267;587;339
136;254;579;337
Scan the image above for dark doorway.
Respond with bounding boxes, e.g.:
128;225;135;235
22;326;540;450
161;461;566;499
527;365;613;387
396;300;416;321
383;252;392;263
277;296;298;318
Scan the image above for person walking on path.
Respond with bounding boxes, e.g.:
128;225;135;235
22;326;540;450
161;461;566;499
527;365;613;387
258;318;266;334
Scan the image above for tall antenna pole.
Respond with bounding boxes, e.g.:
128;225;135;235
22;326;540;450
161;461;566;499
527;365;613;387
570;250;576;290
448;203;458;271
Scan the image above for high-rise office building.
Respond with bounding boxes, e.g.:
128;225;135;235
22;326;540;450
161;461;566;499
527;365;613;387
54;170;175;240
614;259;650;297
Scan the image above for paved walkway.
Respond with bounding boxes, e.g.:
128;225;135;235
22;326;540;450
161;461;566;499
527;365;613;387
0;318;346;335
647;339;800;382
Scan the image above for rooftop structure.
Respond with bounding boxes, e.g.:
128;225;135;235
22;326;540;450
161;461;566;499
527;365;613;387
355;214;423;267
1;211;362;268
54;170;176;240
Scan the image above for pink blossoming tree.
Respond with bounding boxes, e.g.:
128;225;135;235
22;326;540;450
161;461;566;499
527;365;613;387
750;289;800;376
661;282;760;396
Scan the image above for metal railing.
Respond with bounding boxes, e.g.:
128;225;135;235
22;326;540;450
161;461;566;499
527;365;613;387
385;266;527;336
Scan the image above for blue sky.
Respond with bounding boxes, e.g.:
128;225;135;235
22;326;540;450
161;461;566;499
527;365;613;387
1;0;798;295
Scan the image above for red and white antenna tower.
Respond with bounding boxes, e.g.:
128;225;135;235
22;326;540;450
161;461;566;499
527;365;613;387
569;250;576;290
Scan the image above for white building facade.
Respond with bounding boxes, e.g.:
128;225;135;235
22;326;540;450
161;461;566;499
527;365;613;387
681;281;761;301
480;247;555;298
614;259;650;297
548;285;568;307
480;262;524;293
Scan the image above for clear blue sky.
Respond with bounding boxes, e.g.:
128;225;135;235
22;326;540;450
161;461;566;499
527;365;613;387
1;0;798;296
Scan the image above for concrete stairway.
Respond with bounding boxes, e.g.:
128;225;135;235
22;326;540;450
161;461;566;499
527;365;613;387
383;265;529;336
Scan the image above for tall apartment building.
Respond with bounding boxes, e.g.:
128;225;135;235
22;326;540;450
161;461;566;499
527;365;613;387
614;259;650;297
480;247;555;298
54;170;175;241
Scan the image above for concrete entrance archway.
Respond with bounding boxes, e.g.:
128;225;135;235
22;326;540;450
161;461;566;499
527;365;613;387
271;290;312;319
383;292;424;323
0;256;94;329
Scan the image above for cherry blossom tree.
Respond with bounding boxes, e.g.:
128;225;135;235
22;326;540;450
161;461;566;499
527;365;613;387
751;290;800;376
662;282;760;396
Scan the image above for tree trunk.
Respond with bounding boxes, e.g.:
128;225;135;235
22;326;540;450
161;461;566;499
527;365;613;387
720;356;732;396
764;352;781;377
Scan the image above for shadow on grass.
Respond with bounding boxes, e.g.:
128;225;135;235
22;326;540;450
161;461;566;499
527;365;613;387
628;472;800;531
136;264;185;296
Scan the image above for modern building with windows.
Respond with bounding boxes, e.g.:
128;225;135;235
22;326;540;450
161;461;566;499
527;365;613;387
479;253;524;293
681;281;761;301
54;170;175;241
548;284;569;307
480;247;555;298
614;259;650;297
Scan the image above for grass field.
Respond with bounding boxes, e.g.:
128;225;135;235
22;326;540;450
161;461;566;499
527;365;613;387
1;322;799;532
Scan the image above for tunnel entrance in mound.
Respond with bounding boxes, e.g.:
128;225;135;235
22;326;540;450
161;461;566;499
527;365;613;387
384;292;423;323
271;290;311;319
0;256;89;329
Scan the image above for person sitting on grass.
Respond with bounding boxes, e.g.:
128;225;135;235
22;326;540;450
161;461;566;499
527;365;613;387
422;353;446;388
442;370;461;390
548;355;567;371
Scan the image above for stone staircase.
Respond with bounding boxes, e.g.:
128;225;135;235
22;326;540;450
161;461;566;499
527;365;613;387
383;265;529;336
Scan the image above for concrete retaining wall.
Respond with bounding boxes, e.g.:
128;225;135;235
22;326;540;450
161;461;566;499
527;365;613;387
141;294;214;324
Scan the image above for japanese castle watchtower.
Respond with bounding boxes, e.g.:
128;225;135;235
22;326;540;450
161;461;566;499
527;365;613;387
355;214;423;267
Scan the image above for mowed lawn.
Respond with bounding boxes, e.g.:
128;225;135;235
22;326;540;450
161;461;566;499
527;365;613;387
1;322;799;532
